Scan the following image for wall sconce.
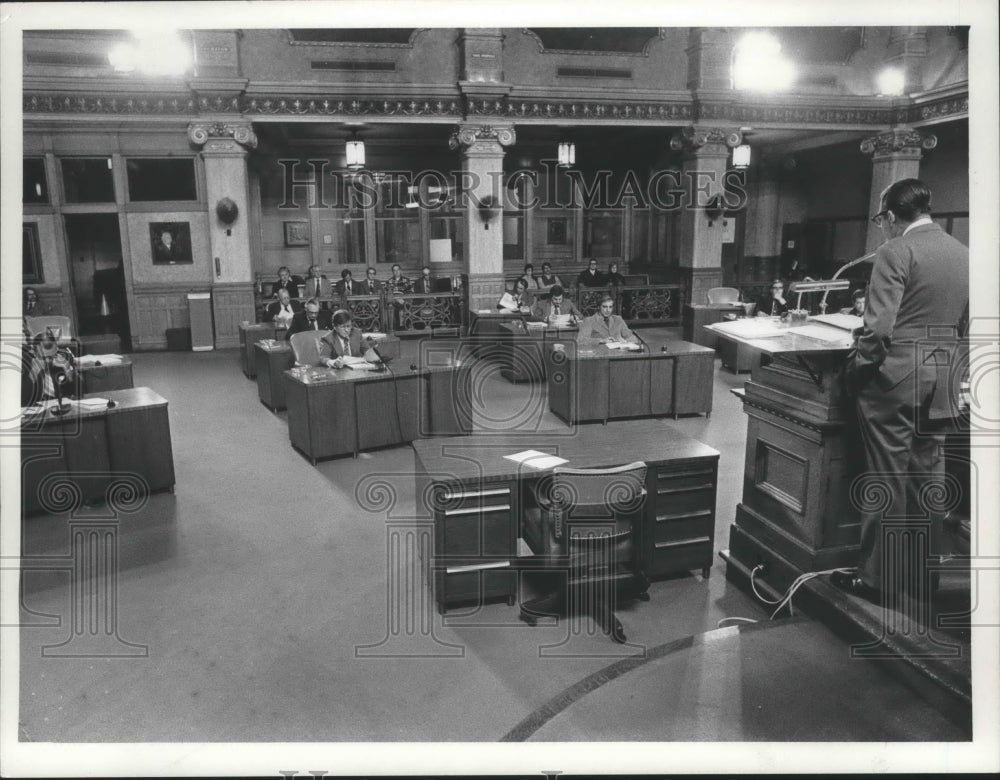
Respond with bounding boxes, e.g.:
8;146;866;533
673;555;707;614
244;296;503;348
215;197;239;236
557;142;576;167
732;144;751;169
478;195;502;229
346;139;366;171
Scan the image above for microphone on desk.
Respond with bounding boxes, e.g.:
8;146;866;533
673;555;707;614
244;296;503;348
365;337;387;370
635;332;648;353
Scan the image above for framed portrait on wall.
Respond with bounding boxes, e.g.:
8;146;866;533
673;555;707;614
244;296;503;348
149;221;193;265
546;217;568;245
284;220;310;247
23;222;44;283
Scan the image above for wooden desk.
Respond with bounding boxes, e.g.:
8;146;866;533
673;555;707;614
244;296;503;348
705;318;862;581
254;341;295;412
498;321;578;383
682;303;745;350
413;421;720;612
285;346;472;461
545;334;715;424
239;322;284;378
79;358;134;394
21;387;175;516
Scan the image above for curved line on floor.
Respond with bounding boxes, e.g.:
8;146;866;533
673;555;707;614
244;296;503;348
500;620;782;742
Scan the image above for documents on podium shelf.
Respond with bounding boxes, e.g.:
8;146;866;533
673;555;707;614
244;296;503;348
604;340;641;350
809;313;863;332
503;450;569;470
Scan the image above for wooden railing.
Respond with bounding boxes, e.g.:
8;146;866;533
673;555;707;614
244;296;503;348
575;284;685;326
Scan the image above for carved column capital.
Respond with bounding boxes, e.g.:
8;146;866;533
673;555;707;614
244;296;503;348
188;121;258;151
860;127;937;159
448;123;516;153
669;125;743;156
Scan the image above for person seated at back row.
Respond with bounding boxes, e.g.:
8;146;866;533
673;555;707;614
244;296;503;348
840;288;866;317
530;285;582;325
756;278;790;317
334;268;356;297
285;298;333;339
576;258;605;288
271;266;301;298
605;262;627;287
303;265;329;299
497;277;533;313
535;262;563;294
264;288;302;326
320;309;380;368
577;295;638;345
412;266;435;294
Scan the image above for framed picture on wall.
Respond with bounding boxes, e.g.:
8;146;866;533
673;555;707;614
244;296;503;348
284;220;310;247
547;217;568;245
149;221;193;265
23;223;44;283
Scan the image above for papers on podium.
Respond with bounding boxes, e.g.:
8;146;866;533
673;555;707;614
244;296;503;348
503;449;568;470
77;354;123;365
604;340;641;350
809;313;863;332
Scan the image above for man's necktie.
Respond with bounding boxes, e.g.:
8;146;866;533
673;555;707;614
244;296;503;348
342;336;351;357
312;319;318;330
554;303;560;316
346;283;351;295
603;316;610;328
282;305;290;315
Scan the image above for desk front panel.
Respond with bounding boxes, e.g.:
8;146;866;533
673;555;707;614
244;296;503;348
254;344;295;411
240;323;282;378
355;373;422;451
80;361;134;394
286;377;358;460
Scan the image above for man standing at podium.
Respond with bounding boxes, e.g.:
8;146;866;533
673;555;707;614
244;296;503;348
833;179;969;604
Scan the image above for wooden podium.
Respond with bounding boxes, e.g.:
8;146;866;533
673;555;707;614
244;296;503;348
706;318;864;584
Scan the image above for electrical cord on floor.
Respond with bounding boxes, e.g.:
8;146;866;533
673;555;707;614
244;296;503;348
719;565;857;626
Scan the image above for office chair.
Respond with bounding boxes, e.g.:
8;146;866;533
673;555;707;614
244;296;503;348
289;329;331;366
24;315;73;340
706;287;740;304
520;461;649;643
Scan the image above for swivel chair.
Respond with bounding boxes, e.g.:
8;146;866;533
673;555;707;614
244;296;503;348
290;329;331;366
705;287;740;304
520;462;649;643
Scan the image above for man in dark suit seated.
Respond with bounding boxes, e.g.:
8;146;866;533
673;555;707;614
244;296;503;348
361;267;381;295
270;266;301;299
264;288;302;326
285;298;332;340
320;309;379;368
575;258;605;289
334;269;356;297
530;285;582;325
412;265;435;294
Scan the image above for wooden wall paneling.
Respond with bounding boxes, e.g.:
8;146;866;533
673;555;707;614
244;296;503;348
131;285;195;350
211;283;256;349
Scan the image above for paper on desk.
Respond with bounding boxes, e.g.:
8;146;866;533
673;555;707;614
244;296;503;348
77;354;123;365
707;318;785;339
75;397;110;409
605;340;641;350
810;313;863;332
786;323;855;345
342;356;377;369
362;332;387;340
503;450;569;470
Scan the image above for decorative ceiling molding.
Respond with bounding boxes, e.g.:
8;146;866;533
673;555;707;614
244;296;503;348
859;127;937;157
448;124;516;149
284;29;423;48
669;125;743;152
22;84;969;129
188;121;258;149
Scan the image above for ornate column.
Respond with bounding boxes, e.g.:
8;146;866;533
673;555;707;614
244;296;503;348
669;126;742;305
742;158;785;283
188;120;258;346
449;123;516;312
860;127;937;251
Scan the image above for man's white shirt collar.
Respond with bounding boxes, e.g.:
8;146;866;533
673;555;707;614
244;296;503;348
903;215;933;235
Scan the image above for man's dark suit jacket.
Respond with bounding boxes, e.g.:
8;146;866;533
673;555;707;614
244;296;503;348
360;279;382;296
303;276;329;299
285;308;333;340
412;276;434;294
264;299;303;323
271;278;302;298
334;279;357;297
576;270;605;288
853;221;968;420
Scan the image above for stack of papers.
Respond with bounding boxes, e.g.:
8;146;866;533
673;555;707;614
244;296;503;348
787;323;854;345
75;397;110;410
810;313;863;332
77;354;123;365
605;341;641;351
525;321;547;329
548;314;573;328
362;332;387;341
708;318;785;339
341;355;377;370
503;450;568;470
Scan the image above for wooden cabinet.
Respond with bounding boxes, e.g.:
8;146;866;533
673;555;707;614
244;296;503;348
429;480;518;613
643;460;718;579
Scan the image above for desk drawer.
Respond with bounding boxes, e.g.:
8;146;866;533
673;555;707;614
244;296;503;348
434;559;516;612
647;539;713;578
654;466;716;493
653;510;713;545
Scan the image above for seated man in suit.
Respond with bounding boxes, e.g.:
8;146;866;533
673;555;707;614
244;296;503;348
840;288;866;317
575;258;605;289
386;263;411;296
303;265;329;300
264;288;301;327
577;295;639;345
271;266;301;299
285;298;332;340
530;284;582;325
411;265;435;294
361;266;381;295
334;269;356;297
320;309;380;368
21;332;79;406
